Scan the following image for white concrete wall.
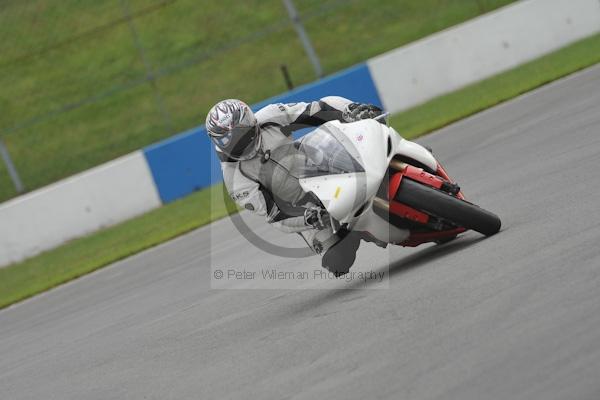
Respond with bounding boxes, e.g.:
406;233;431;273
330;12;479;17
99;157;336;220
0;151;161;267
368;0;600;113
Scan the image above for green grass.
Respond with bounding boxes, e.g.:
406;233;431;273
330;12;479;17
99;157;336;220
0;0;516;201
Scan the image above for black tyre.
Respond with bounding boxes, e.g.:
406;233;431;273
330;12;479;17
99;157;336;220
395;178;501;236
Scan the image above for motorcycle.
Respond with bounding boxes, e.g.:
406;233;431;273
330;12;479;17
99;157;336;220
284;114;501;257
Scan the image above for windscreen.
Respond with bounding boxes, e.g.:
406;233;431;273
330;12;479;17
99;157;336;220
290;128;364;178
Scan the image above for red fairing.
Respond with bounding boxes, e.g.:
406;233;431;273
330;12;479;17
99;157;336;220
403;165;444;189
389;201;429;224
388;172;403;201
386;160;468;247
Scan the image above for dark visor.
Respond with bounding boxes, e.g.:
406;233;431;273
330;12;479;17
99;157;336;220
213;125;257;160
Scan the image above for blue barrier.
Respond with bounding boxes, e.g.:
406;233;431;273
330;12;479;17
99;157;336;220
143;62;382;204
143;127;223;203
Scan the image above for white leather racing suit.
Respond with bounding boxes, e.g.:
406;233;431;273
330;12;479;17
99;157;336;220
215;96;355;254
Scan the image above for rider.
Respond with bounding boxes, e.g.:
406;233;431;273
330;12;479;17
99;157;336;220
206;97;382;275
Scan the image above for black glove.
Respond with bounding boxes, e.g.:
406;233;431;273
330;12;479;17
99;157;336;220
343;103;383;122
304;206;331;230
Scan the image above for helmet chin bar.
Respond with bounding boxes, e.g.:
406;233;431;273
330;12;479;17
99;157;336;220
228;128;262;161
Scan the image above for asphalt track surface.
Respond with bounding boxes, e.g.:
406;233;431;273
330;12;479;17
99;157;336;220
2;65;600;400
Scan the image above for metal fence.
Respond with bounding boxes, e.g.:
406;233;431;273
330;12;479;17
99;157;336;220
0;0;512;201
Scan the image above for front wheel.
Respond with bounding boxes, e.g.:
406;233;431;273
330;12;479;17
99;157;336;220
395;178;501;236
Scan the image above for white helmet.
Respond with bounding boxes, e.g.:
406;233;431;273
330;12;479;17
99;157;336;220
205;99;261;161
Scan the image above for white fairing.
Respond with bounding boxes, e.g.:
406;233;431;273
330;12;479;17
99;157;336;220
395;138;438;172
299;119;439;244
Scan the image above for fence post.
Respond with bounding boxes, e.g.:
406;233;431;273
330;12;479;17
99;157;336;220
282;0;323;78
0;137;24;194
280;64;295;90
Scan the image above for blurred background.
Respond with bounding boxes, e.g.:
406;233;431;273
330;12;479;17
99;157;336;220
0;0;516;202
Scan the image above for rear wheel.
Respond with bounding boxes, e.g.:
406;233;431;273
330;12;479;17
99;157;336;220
395;178;501;236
